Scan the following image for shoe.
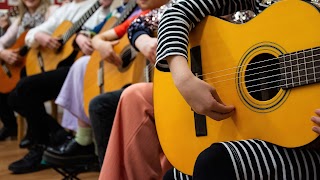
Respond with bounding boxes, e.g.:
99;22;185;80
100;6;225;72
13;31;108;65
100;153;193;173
8;145;48;174
49;128;73;147
0;127;17;141
19;126;34;148
19;136;34;148
43;139;96;166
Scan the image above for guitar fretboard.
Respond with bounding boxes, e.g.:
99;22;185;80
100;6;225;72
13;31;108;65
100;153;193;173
279;47;320;89
113;0;137;27
61;1;101;44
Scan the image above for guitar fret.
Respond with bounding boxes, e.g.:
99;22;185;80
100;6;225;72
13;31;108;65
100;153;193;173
297;50;306;86
283;55;292;88
278;55;287;89
62;1;101;43
313;48;320;82
305;49;315;84
293;53;300;87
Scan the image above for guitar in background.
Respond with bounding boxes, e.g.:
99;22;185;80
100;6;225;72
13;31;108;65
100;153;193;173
0;31;29;93
83;0;146;115
0;6;19;36
25;1;101;76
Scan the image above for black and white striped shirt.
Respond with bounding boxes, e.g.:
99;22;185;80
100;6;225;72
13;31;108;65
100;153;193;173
155;0;273;71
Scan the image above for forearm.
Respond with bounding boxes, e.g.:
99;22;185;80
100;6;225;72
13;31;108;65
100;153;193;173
167;55;194;86
156;0;258;71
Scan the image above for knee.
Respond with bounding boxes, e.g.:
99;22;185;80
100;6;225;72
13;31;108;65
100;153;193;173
193;143;232;178
120;83;152;104
7;79;26;109
89;95;105;115
89;92;115;115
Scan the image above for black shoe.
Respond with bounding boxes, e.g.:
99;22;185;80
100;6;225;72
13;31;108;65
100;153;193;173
43;139;96;166
49;128;73;147
0;127;17;141
19;136;34;148
19;126;35;148
8;145;48;174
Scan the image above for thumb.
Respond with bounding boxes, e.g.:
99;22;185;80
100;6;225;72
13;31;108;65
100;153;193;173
12;49;20;53
110;40;120;46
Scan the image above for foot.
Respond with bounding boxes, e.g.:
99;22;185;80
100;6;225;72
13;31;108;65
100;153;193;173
43;138;96;166
0;127;17;141
19;136;34;148
8;145;48;174
49;128;73;147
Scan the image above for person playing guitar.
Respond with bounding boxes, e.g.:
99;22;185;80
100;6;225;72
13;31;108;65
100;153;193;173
7;0;113;174
0;0;57;141
155;0;320;179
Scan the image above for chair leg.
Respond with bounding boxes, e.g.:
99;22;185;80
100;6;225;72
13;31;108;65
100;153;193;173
17;115;25;142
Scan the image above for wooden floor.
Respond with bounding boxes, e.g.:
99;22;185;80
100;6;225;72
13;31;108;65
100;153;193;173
0;140;99;180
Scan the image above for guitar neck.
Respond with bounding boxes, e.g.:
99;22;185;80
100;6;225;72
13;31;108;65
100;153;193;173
279;46;320;89
61;1;101;44
113;0;138;27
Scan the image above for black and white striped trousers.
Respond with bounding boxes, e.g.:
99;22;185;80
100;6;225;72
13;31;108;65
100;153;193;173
164;139;320;180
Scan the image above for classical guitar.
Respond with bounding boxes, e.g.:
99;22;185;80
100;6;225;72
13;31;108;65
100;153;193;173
154;0;320;175
0;31;29;93
83;0;146;115
25;1;101;76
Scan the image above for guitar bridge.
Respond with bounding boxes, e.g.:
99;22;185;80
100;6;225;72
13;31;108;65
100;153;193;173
37;51;45;72
1;61;12;78
191;46;208;137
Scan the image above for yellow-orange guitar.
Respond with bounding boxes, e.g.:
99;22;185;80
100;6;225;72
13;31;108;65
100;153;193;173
0;31;29;93
154;0;320;175
83;0;145;115
83;32;146;115
26;1;100;76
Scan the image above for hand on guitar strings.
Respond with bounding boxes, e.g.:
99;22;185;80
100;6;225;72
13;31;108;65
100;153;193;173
76;34;93;55
311;109;320;135
0;49;21;65
135;35;157;64
35;32;62;50
167;56;235;121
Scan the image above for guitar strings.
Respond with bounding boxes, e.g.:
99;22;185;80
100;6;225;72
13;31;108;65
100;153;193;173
204;68;320;94
200;53;320;82
203;60;318;84
197;46;320;78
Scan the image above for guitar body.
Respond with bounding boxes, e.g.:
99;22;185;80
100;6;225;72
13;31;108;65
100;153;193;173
83;31;146;115
0;31;28;93
26;21;76;75
154;0;320;175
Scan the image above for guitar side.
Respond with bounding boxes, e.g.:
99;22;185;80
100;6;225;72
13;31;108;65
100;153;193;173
154;0;320;175
0;31;28;93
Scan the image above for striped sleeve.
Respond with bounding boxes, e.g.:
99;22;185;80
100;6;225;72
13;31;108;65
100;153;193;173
155;0;262;72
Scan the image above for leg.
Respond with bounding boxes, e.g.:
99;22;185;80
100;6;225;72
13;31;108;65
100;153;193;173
163;168;193;180
8;67;71;145
0;93;17;140
99;83;172;180
89;89;124;166
193;139;320;179
7;67;72;174
56;56;91;130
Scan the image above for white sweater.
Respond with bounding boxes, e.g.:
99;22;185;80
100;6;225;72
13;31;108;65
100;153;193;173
25;0;110;47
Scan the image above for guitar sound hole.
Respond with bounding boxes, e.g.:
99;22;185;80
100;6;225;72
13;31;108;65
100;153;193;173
121;49;132;68
245;53;280;101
